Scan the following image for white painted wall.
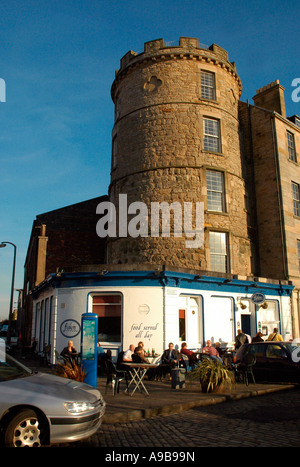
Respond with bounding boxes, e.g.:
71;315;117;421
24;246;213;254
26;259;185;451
32;283;293;364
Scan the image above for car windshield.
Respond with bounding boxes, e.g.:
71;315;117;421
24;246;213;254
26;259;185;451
0;354;32;382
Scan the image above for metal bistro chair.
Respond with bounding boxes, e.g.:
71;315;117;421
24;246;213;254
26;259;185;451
104;359;128;396
235;354;256;386
180;354;199;372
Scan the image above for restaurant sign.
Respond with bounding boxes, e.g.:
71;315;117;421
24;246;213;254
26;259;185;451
250;293;265;305
60;319;81;338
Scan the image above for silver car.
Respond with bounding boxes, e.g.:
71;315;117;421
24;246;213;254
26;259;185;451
0;354;106;447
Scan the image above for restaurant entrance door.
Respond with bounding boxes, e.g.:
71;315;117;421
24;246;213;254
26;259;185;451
178;295;202;347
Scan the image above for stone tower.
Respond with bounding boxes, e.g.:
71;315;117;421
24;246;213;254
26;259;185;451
108;37;251;275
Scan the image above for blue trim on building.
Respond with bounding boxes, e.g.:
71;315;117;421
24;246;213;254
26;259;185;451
32;269;294;299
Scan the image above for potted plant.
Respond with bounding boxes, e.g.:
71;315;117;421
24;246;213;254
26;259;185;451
188;358;235;393
54;359;87;382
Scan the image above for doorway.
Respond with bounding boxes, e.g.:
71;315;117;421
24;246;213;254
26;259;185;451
178;295;202;347
241;314;251;336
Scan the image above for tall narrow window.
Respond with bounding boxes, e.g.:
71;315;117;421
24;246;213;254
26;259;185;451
207;170;225;212
201;70;216;100
292;182;300;217
287;131;296;162
203;118;221;153
209;231;228;273
93;294;122;343
115;95;120;121
112;136;117;169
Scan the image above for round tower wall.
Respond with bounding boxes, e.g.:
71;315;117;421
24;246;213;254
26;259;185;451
107;38;251;275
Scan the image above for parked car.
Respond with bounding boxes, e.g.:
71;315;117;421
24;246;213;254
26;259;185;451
235;341;300;383
0;354;106;447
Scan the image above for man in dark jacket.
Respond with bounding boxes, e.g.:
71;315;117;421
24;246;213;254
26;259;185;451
162;342;180;365
159;342;180;379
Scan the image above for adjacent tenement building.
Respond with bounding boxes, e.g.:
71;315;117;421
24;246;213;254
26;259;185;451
239;80;300;336
22;196;107;344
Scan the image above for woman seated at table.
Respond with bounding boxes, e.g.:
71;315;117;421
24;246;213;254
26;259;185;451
214;342;227;356
135;341;145;353
132;345;149;363
180;342;199;365
60;340;78;362
131;345;157;380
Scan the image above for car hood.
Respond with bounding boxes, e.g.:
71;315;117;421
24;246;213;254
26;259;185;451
0;372;102;411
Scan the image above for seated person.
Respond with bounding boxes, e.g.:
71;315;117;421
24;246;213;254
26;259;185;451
180;342;199;365
122;344;135;362
31;339;38;355
252;332;264;343
60;340;78;362
97;341;105;359
43;343;51;365
214;342;227;356
132;345;149;363
135;341;145;354
267;327;283;342
158;342;180;378
202;340;223;363
97;344;110;375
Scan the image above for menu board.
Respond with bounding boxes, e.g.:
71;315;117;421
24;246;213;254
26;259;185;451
81;318;96;360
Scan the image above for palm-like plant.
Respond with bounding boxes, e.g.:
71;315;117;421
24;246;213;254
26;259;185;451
189;357;234;393
55;359;87;382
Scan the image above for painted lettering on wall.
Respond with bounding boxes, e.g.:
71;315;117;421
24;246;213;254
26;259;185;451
129;322;159;340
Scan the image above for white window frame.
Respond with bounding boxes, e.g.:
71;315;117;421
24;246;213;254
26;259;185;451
206;170;225;212
203;118;221;153
201;70;216;100
92;293;122;345
287;131;296;162
209;231;229;273
292;182;300;217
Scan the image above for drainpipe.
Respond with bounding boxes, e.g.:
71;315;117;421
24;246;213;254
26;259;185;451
271;115;296;337
162;279;166;352
247;101;261;275
271;113;288;280
52;293;58;364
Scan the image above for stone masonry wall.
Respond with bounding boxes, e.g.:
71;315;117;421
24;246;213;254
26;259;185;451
108;38;252;275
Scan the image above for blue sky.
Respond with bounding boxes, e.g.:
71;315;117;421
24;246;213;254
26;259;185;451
0;0;299;320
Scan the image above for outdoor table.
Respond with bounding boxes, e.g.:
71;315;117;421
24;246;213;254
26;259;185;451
145;353;161;364
122;363;158;396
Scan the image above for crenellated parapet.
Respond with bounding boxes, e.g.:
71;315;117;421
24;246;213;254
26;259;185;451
112;37;242;100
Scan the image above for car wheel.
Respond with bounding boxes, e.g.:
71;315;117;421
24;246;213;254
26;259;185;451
4;409;46;447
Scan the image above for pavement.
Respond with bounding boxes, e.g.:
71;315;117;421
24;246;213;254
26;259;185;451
24;356;297;425
97;376;296;424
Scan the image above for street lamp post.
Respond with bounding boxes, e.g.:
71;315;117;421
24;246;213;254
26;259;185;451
0;242;17;344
